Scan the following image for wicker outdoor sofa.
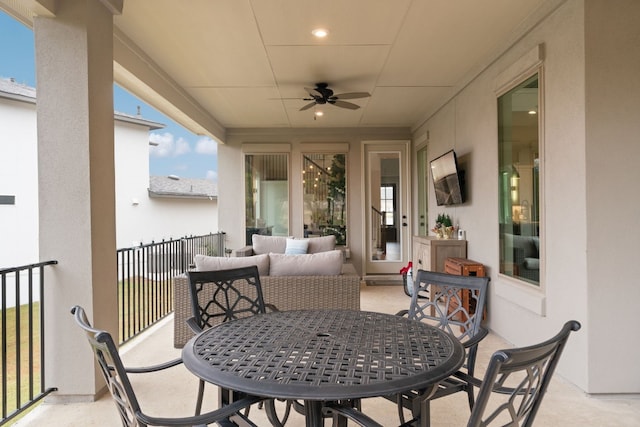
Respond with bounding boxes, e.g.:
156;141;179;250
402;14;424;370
172;235;361;348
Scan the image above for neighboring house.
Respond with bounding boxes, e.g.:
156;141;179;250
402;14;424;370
0;77;218;268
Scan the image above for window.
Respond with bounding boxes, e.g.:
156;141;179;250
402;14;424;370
244;154;289;244
380;185;395;226
498;73;540;285
0;195;16;205
302;153;347;245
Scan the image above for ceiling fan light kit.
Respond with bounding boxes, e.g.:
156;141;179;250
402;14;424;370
300;82;370;112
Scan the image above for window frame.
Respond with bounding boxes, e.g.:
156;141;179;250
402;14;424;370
494;61;546;314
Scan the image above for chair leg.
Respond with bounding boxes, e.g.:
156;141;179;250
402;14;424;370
466;386;475;410
195;379;205;415
264;399;292;427
419;398;431;427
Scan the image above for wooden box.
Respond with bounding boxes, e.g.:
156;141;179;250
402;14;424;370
444;257;485;277
444;257;486;325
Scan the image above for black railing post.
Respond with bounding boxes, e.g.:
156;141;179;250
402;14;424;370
0;260;57;426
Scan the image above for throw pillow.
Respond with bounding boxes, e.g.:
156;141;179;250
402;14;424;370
285;238;309;255
268;250;343;276
252;235;290;255
306;235;337;254
194;253;270;276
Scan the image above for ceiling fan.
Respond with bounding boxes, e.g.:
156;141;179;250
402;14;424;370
300;83;370;111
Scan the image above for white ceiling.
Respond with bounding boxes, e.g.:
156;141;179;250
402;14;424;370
3;0;555;139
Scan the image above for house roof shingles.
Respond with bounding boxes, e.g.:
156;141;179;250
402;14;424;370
148;176;217;199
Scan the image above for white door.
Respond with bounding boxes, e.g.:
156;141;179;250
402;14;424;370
363;141;411;275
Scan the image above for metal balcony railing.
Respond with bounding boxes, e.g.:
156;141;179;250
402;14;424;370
0;231;226;424
1;260;58;426
117;232;226;343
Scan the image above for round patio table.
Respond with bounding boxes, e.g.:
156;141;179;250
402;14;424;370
182;309;464;427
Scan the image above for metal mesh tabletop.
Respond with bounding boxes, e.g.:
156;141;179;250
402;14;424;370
182;309;464;401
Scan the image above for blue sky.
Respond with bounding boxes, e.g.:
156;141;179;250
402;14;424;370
0;11;217;181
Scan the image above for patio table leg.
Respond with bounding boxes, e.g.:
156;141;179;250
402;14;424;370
304;400;324;427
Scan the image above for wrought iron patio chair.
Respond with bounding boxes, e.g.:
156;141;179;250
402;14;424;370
324;320;581;427
70;305;262;427
186;266;290;426
393;269;490;426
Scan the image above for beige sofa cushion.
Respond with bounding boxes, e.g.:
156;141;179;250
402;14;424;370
268;250;343;276
194;253;270;276
306;235;337;254
252;235;290;255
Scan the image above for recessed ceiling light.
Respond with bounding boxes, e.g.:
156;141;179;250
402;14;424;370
312;28;329;38
528;109;537;115
315;111;324;117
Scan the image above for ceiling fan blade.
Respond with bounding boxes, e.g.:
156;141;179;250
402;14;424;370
299;102;317;111
332;100;360;110
305;87;322;97
334;92;370;100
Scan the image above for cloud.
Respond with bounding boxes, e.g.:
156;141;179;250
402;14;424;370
195;137;217;155
206;170;218;181
175;137;191;155
149;132;191;157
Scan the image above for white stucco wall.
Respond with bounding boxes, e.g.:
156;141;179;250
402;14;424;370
0;97;39;268
1;96;218;260
412;0;640;394
584;0;640;394
114;122;218;248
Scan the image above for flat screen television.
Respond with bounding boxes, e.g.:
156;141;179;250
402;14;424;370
430;150;465;206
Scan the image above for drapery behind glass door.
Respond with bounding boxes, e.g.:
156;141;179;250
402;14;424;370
245;154;289;245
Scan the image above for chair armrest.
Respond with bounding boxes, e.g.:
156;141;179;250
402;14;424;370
265;303;279;312
125;357;183;374
186;317;203;335
235;246;254;257
463;326;489;350
452;370;484;389
135;394;265;427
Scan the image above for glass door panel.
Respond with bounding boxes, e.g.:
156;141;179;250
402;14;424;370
364;142;410;275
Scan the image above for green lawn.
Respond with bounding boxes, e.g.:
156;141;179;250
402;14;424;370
0;303;42;418
1;279;172;422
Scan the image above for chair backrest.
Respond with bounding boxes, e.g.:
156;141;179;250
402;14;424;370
409;269;490;345
70;306;142;427
467;320;581;427
187;265;267;331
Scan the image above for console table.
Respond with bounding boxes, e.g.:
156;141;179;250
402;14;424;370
412;236;466;274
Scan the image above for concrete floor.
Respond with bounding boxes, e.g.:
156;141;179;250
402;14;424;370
14;283;640;426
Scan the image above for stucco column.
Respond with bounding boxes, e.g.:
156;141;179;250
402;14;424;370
35;0;122;401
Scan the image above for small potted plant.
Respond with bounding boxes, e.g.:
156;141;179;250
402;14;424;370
433;213;455;239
